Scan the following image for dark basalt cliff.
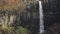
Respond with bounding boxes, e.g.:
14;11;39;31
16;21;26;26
42;0;60;30
0;0;39;34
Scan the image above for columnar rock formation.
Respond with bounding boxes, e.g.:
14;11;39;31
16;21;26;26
0;14;16;28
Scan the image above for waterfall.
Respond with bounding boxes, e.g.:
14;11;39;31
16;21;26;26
39;1;44;34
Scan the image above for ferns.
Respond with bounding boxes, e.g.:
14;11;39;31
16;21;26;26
0;26;29;34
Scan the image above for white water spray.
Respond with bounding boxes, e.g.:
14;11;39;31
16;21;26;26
39;1;44;33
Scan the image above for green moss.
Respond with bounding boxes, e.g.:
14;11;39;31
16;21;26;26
16;26;29;34
0;26;29;34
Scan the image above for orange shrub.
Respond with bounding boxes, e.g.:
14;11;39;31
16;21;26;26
0;0;26;11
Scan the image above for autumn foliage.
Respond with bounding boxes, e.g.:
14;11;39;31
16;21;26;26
0;0;26;11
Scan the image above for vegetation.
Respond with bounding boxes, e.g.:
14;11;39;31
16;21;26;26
16;26;29;34
0;26;29;34
0;0;26;11
0;0;39;34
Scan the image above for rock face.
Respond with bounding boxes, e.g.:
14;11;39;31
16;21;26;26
0;14;16;28
0;0;39;34
42;0;60;30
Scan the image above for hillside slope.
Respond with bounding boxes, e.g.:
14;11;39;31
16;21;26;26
0;0;26;11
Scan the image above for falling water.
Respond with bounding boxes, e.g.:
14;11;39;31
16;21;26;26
39;1;44;34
